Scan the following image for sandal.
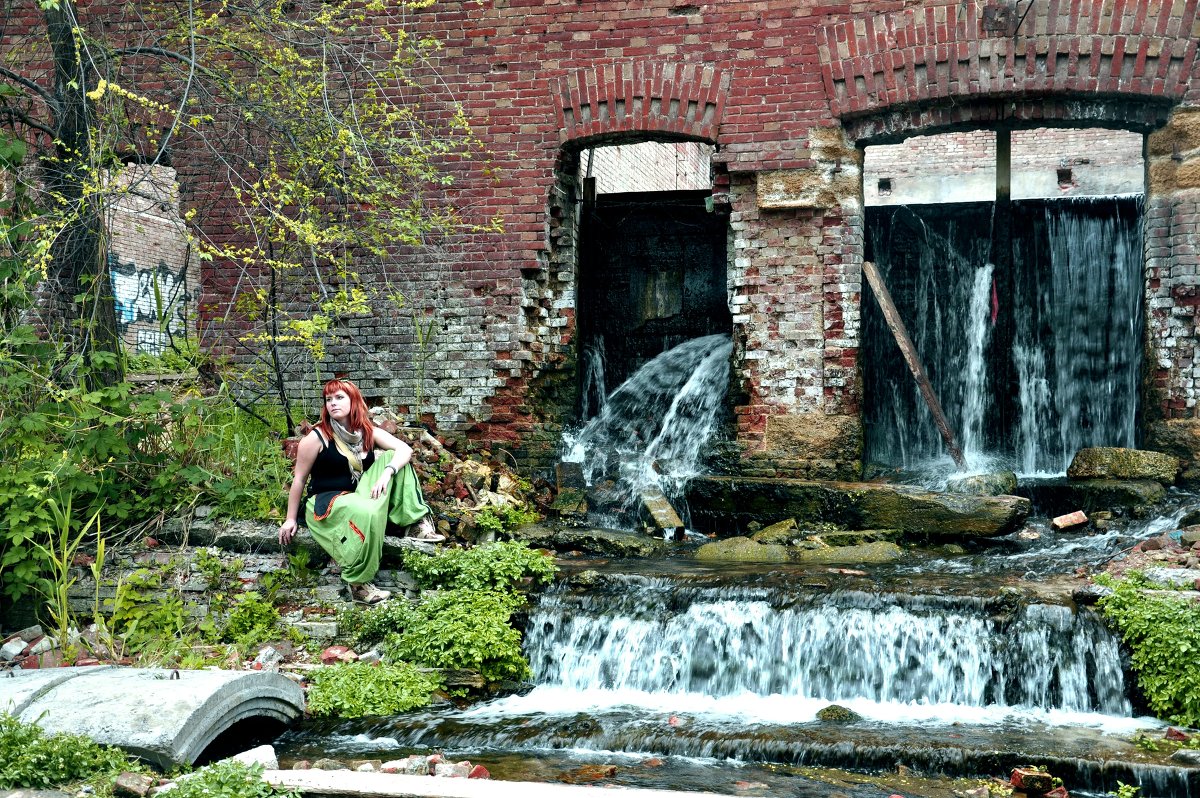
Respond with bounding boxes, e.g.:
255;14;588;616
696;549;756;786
348;583;391;605
409;516;445;543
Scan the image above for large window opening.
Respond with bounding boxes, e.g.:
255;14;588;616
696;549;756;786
862;128;1145;476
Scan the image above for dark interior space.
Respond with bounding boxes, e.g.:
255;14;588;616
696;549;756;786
577;189;731;419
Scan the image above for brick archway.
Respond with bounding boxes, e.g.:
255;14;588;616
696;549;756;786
818;1;1198;142
554;62;729;145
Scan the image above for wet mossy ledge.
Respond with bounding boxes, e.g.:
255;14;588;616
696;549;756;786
684;476;1031;539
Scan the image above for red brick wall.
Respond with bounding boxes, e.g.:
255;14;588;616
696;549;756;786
9;0;1200;471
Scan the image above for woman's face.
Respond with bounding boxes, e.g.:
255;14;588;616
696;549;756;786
325;390;351;422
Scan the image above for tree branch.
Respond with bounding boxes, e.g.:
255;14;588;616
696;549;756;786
0;106;56;138
0;64;57;112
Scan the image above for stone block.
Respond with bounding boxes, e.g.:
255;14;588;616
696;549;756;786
1067;447;1180;484
762;413;862;473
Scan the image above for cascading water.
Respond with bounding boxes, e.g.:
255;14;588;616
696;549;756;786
562;334;733;515
279;567;1195;796
961;262;995;465
863;197;1143;477
1012;201;1143;474
529;584;1128;716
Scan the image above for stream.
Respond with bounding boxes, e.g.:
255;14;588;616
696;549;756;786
276;499;1200;798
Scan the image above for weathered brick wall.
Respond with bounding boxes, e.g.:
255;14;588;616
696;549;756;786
11;0;1200;476
864;129;1145;204
585;141;712;194
106;166;198;355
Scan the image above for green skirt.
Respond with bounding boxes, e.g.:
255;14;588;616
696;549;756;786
305;451;430;584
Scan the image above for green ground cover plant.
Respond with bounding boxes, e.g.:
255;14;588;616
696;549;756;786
401;539;556;592
0;712;135;791
161;761;299;798
306;661;442;718
381;588;530;687
1097;572;1200;727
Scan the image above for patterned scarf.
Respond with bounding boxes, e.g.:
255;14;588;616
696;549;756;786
330;420;365;484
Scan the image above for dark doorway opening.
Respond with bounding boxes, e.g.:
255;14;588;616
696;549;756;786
576;189;731;420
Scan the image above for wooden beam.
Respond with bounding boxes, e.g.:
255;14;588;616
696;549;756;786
862;260;966;470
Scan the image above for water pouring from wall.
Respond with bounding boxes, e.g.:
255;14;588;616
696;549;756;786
562;333;733;523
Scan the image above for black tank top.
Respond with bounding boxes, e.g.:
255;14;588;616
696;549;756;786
306;430;376;497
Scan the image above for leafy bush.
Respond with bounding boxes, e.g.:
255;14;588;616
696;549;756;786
223;591;281;647
382;588;530;686
105;568;189;656
401;540;556;592
0;355;291;602
1097;574;1200;726
337;600;416;651
162;760;298;798
306;661;441;718
0;712;134;789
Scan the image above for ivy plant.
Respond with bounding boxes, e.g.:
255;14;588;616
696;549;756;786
1097;573;1200;727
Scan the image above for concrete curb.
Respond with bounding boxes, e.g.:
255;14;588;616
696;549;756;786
264;771;734;798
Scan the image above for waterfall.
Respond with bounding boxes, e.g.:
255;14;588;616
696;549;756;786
563;334;733;513
526;582;1130;715
864;198;1143;476
962;262;994;465
1011;202;1143;474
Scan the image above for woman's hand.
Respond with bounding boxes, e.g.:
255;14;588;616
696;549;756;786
371;468;392;499
279;518;297;545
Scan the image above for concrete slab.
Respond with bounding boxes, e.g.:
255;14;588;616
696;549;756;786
264;771;734;798
0;667;304;768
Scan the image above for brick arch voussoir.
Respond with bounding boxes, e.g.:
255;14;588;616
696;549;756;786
554;62;730;146
818;1;1199;141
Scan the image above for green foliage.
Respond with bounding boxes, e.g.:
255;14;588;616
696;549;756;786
105;567;188;656
223;591;281;648
1111;782;1140;798
338;600;416;651
473;503;540;537
0;350;291;602
161;760;298;798
1097;574;1200;726
382;588;530;687
306;661;441;718
0;712;134;790
401;540;556;592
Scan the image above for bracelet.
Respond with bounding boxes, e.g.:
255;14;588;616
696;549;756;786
384;464;397;476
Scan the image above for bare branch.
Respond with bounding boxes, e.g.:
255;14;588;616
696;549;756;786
0;106;56;138
0;64;57;112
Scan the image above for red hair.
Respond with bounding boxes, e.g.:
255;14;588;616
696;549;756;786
317;379;375;449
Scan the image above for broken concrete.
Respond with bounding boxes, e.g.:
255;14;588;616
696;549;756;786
0;666;303;768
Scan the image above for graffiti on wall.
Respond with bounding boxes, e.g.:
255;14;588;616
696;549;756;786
108;254;194;354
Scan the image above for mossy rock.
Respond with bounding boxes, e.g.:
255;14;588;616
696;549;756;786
945;471;1018;496
751;518;798;544
792;541;903;565
1067;447;1180;485
696;537;791;563
816;704;861;722
508;524;666;557
818;529;902;547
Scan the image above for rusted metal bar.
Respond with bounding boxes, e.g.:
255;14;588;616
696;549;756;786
862;260;966;470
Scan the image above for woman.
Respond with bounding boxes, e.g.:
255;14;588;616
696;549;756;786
278;379;442;604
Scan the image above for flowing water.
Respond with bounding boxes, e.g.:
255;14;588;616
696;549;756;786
863;197;1144;480
562;333;733;518
277;315;1198;796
